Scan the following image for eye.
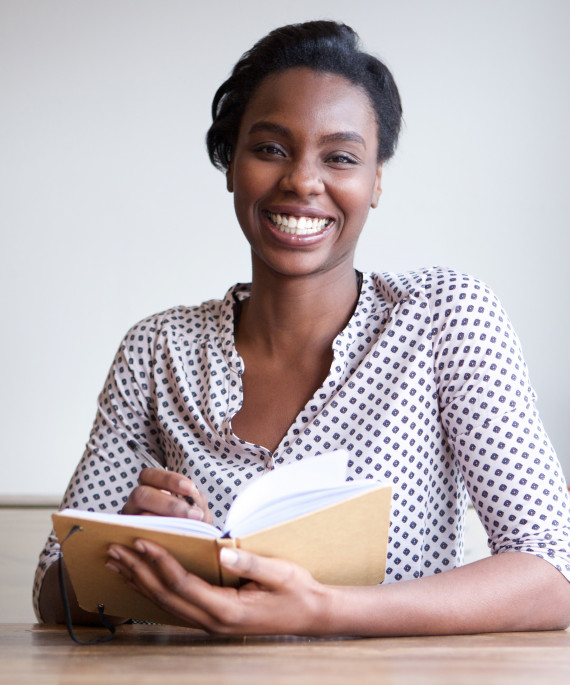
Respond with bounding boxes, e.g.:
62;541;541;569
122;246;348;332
326;153;358;166
254;144;286;158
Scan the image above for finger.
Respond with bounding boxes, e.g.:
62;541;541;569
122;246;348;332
138;467;201;502
121;483;203;519
191;488;214;525
106;543;211;627
107;542;232;631
133;540;253;628
219;547;300;591
138;468;210;519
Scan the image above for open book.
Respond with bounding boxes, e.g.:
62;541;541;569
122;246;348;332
53;450;392;625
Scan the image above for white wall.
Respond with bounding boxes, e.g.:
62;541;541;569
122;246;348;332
1;0;568;496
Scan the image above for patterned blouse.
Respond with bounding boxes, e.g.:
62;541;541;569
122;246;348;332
33;267;570;619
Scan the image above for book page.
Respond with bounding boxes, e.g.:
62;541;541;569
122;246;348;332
56;450;379;541
55;509;222;538
228;480;385;538
224;450;350;534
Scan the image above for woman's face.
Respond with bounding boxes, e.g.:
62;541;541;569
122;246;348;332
227;67;383;280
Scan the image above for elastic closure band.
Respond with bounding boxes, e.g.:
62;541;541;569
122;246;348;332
58;524;116;645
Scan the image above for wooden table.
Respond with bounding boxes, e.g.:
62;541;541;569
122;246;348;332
2;623;570;685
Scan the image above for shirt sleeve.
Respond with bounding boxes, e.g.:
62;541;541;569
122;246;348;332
427;268;570;580
33;314;164;620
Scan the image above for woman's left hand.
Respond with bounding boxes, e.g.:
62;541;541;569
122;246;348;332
106;540;332;635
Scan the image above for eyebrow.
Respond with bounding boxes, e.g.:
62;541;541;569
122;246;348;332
247;121;367;148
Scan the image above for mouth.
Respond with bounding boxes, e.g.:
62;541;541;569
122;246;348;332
264;211;334;236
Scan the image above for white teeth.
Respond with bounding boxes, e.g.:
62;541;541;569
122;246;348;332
267;213;331;235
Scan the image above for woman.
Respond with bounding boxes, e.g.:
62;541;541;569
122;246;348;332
35;20;570;636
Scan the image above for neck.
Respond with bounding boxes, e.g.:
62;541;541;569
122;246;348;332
236;263;361;358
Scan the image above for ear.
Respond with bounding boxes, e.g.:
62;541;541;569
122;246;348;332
370;164;383;208
226;162;234;193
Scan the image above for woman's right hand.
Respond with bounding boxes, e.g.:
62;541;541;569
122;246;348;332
121;467;213;524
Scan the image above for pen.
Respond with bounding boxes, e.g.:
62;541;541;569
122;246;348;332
126;439;195;507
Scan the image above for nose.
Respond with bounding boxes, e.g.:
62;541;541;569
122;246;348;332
278;156;324;197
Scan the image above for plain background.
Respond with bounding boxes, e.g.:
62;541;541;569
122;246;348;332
1;0;568;497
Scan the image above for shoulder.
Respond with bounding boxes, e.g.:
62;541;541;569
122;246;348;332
369;266;505;321
366;267;520;354
125;301;220;340
369;266;494;301
119;282;247;351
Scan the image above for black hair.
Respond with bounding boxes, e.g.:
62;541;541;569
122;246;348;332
206;20;402;171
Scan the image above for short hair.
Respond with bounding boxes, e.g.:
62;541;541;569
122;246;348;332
206;20;402;171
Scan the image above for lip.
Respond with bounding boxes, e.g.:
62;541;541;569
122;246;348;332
261;206;336;246
264;205;334;220
261;208;336;247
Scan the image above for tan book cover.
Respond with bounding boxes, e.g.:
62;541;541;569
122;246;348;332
52;453;392;625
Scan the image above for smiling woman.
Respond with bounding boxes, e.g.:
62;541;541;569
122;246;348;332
34;20;570;637
228;68;382;279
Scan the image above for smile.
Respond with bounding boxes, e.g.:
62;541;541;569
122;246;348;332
265;212;333;236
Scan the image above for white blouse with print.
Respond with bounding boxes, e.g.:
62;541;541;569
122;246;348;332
33;267;570;618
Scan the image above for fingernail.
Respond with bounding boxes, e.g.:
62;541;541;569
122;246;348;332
220;547;239;566
106;561;120;573
178;479;195;496
186;507;204;521
133;540;146;553
107;547;121;561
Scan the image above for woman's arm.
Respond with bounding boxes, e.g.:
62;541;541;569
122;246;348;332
105;540;570;636
34;307;213;623
327;552;570;636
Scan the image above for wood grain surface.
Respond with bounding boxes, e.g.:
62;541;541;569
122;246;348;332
2;624;569;685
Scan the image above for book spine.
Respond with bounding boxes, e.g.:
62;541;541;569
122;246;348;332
215;537;238;587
